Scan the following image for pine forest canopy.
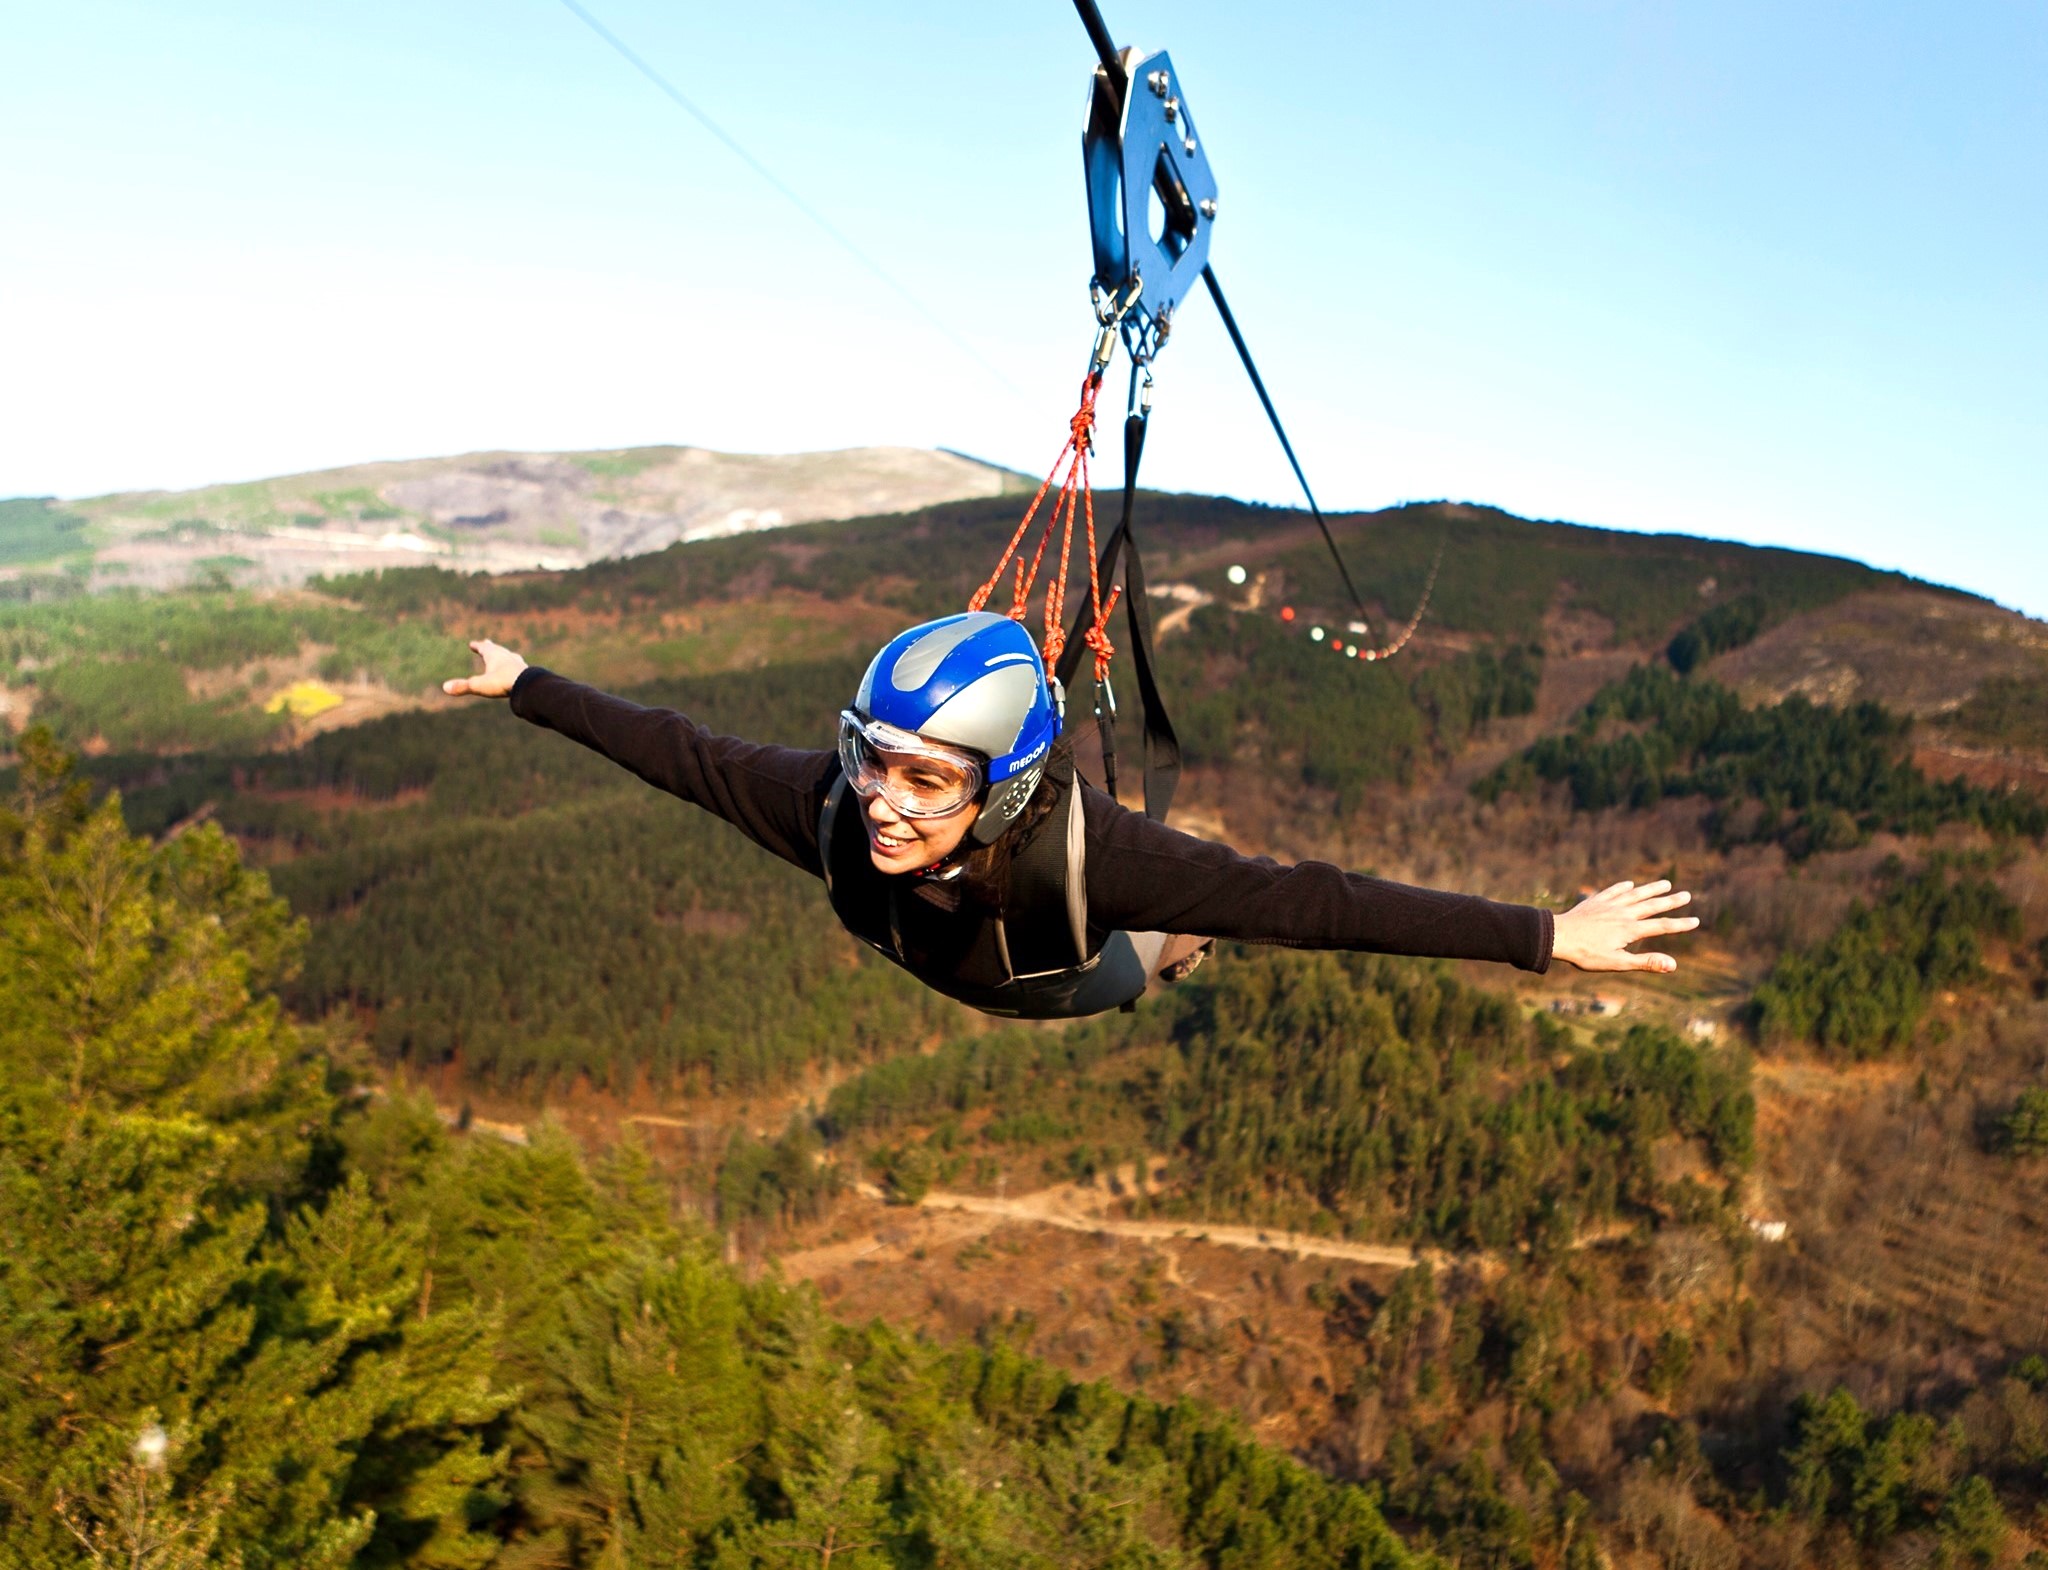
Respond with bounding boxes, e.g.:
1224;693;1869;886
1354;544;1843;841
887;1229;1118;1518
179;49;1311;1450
0;733;1428;1567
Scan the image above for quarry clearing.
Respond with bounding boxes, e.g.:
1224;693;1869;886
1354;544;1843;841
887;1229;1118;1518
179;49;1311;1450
58;444;1028;592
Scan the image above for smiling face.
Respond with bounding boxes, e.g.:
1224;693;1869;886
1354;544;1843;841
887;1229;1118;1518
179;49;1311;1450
860;775;979;873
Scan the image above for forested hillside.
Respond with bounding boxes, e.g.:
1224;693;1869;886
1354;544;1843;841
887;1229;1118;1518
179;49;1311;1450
2;487;1923;753
0;736;1422;1567
4;487;2046;1567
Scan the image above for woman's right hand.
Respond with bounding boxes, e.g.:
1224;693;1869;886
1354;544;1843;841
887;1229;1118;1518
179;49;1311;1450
443;639;529;699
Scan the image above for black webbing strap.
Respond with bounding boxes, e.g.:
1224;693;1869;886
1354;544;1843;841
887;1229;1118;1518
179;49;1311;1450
1056;409;1182;823
1200;264;1371;618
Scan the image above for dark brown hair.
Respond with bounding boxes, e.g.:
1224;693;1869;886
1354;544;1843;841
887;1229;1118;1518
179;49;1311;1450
955;733;1076;913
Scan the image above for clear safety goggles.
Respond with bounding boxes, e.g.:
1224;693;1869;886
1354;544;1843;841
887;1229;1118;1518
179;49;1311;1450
837;710;986;819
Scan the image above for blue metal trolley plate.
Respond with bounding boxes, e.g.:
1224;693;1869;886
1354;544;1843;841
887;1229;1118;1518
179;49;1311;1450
1083;49;1219;337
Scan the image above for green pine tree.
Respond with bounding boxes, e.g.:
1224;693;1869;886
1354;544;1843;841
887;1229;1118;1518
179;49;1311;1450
0;731;508;1567
498;1253;762;1568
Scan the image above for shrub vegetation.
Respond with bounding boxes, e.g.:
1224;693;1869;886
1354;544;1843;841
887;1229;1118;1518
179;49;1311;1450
1751;860;2021;1056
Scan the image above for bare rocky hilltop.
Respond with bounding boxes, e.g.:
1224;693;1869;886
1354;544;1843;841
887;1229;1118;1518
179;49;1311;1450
53;444;1029;591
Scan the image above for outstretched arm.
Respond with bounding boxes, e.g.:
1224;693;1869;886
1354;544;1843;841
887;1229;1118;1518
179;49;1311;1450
443;640;835;876
1081;786;1697;974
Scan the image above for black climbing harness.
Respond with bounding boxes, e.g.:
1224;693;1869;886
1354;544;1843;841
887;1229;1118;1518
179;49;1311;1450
819;755;1158;1019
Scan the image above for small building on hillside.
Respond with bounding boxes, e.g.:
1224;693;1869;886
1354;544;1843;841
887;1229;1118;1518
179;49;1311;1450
1548;994;1632;1019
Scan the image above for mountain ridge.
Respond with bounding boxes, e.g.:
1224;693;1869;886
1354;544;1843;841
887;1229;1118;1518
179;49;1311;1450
2;442;1033;593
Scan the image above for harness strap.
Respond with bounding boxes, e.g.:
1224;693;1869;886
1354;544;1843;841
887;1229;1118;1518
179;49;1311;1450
1056;406;1182;823
999;750;1090;972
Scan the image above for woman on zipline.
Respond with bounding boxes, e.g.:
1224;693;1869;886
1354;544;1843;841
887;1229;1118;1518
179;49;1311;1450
445;612;1696;1018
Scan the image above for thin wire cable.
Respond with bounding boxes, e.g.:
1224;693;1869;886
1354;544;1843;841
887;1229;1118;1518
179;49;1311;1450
553;0;1021;397
1203;272;1447;654
1200;265;1369;612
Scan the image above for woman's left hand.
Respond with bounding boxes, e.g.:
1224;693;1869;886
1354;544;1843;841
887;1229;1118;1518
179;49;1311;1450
1552;879;1698;973
443;638;528;699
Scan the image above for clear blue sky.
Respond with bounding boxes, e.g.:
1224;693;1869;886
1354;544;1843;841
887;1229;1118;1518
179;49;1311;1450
3;1;2043;616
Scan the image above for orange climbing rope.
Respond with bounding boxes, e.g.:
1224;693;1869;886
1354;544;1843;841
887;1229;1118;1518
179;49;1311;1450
967;371;1123;685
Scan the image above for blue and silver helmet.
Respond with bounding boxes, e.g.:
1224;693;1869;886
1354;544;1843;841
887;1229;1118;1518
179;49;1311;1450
852;612;1061;843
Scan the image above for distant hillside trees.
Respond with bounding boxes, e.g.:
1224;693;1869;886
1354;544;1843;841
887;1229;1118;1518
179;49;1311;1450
1412;641;1543;751
35;654;278;753
2;586;462;749
3;475;1937;760
1777;1384;2024;1565
1751;860;2021;1056
1477;664;2048;856
1995;1087;2048;1156
1666;592;1767;674
0;496;90;568
311;487;1897;652
823;949;1756;1253
1164;953;1754;1250
1593;1356;2048;1569
1946;672;2048;756
1160;609;1540;806
718;1119;839;1233
1252;503;1887;646
280;785;957;1092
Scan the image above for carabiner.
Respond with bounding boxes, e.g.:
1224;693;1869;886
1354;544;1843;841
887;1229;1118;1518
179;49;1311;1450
1090;277;1146;369
1126;359;1155;420
1091;276;1144;328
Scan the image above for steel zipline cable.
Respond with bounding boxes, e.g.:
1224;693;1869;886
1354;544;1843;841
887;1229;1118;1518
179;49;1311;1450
1198;267;1369;614
551;0;1020;397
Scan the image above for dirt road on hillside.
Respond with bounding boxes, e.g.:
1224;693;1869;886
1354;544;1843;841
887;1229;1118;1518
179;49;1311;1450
776;1180;1432;1281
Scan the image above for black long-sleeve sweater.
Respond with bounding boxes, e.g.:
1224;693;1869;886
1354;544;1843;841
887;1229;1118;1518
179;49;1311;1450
509;667;1554;973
